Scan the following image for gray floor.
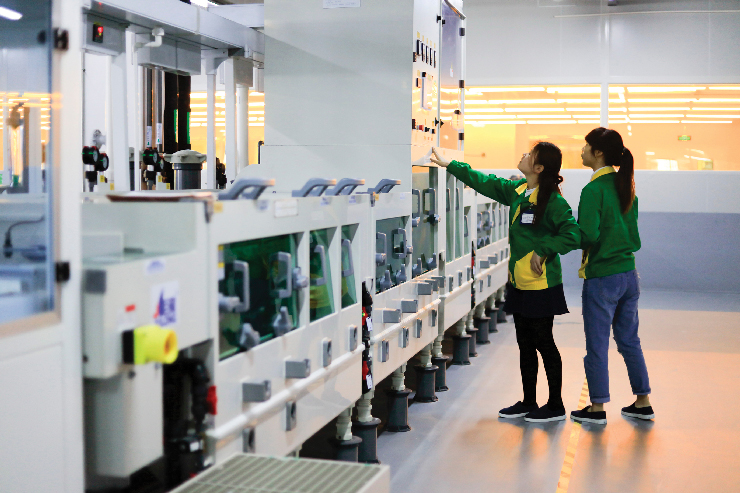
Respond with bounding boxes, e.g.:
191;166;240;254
376;289;740;493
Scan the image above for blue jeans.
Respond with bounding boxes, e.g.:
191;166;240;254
582;270;651;404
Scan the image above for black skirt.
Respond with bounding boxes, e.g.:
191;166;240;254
504;282;569;319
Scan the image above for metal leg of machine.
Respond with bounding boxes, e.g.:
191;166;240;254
485;294;499;333
332;406;362;462
474;303;490;345
451;319;471;366
386;364;411;432
496;288;508;324
354;391;381;464
466;310;478;357
413;344;438;403
431;330;449;392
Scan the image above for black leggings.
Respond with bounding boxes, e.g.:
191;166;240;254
514;313;564;410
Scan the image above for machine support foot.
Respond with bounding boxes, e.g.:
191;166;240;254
353;418;381;464
474;316;491;344
451;335;471;365
332;436;363;462
431;355;449;391
486;307;499;333
386;389;412;432
466;311;478;357
413;364;439;403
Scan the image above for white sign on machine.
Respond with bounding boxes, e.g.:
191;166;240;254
150;281;180;327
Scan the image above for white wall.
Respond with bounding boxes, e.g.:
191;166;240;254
465;0;740;85
464;1;740;293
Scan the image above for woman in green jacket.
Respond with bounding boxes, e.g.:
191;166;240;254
569;128;654;426
431;143;580;422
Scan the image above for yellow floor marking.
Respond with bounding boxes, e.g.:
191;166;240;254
556;378;589;493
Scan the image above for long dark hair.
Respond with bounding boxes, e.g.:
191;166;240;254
585;127;635;213
532;142;564;226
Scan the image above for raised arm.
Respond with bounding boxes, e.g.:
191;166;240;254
430;148;524;206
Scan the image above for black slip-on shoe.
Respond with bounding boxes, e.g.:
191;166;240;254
524;404;566;423
570;406;607;425
499;401;538;419
621;403;655;420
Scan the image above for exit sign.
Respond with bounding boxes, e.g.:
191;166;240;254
678;135;691;141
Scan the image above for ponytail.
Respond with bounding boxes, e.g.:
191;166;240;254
616;147;635;214
585;127;635;213
531;142;564;226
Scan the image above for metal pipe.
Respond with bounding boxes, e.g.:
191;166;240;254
177;75;191;151
154;68;164;153
236;85;249;169
142;67;153;189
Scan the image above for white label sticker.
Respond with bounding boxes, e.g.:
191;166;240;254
146;126;152;147
366;374;373;389
323;0;360;8
274;199;299;218
366;317;373;332
117;304;137;331
156;123;162;145
150;281;179;327
145;258;166;276
521;212;534;224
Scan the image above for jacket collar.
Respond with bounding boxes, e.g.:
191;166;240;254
515;183;539;205
591;166;616;182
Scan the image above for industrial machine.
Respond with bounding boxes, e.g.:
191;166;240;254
1;1;510;492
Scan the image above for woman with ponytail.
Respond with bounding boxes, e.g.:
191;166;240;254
570;128;654;426
431;144;580;423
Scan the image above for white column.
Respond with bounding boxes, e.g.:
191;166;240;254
599;10;610;129
109;51;130;191
206;73;216;190
600;82;609;129
236;85;249;169
27;107;43;194
224;59;237;182
126;32;140;191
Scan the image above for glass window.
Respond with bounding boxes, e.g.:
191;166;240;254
376;217;409;293
439;1;464;151
340;225;357;309
219;234;300;359
609;85;740;171
0;1;55;326
463;85;606;170
463;84;740;171
189;89;264;173
309;228;335;322
411;167;438;276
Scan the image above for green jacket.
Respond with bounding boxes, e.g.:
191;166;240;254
578;166;641;279
448;160;580;290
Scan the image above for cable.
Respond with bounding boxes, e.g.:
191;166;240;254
3;217;44;259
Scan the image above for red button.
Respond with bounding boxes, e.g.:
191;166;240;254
206;385;218;415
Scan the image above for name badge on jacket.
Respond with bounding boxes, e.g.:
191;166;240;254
520;210;534;225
